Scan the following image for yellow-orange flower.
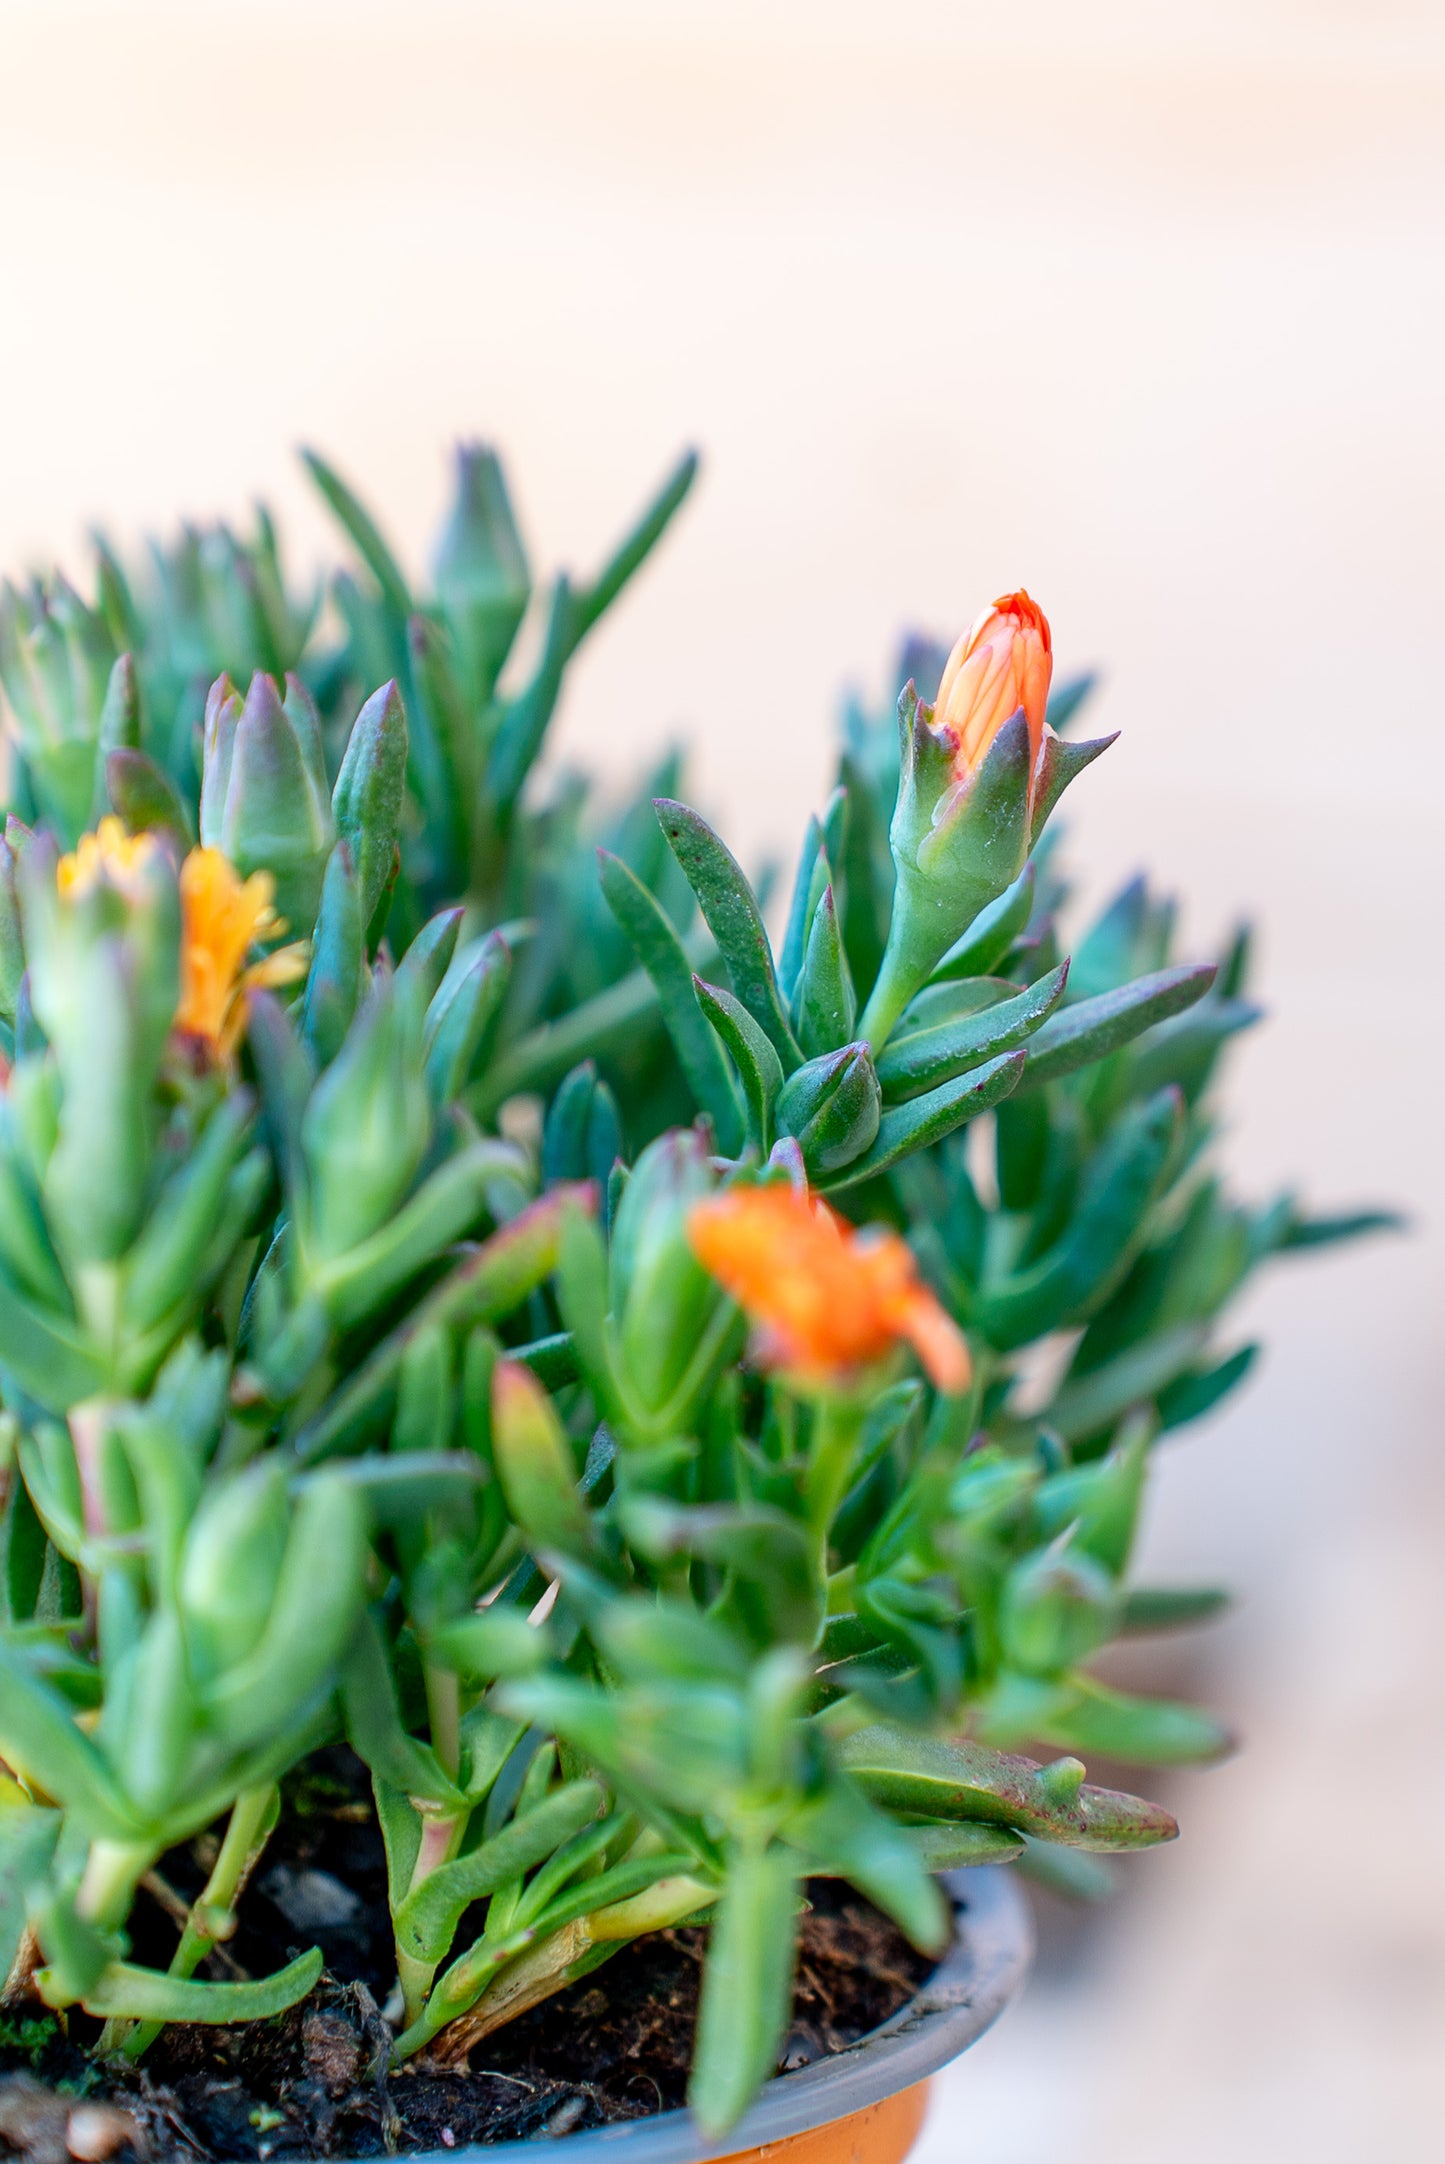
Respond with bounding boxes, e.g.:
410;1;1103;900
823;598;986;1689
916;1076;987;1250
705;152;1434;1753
687;1185;971;1392
176;846;307;1059
56;816;160;900
933;591;1052;786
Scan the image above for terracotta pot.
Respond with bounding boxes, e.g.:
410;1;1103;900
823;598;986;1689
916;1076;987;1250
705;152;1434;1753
403;1867;1031;2164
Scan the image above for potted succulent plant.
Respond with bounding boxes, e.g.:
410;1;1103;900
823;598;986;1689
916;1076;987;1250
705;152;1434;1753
0;447;1387;2164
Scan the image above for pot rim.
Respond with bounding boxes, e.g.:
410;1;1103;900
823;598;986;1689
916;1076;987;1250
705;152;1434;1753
393;1865;1032;2164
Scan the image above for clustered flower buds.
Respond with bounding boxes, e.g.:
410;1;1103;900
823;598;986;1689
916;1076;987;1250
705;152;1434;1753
0;444;1386;2140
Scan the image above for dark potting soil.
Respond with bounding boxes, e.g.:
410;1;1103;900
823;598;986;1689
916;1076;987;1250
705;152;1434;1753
0;1751;936;2161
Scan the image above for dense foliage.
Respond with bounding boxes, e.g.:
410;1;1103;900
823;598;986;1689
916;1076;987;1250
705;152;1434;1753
0;447;1384;2134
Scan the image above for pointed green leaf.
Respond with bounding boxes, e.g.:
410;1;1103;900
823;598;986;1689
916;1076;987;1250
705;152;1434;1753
693;977;784;1154
1045;1322;1210;1444
838;1723;1178;1851
296;1189;582;1462
0;1792;60;1979
655;800;800;1065
794;885;857;1058
904;1820;1025;1871
425;934;511;1106
1015;965;1215;1092
491;1359;593;1557
878;961;1068;1101
105;748;195;852
70;1947;322;2024
488;576;573;817
302;449;412;617
689;1844;800;2137
302;842;364;1067
332;680;409;928
1032;1677;1232;1766
598;848;742;1150
566;449;698;649
821;1049;1025;1192
1120;1585;1231;1635
1157;1343;1260;1430
0;1646;138;1836
974;1089;1183;1348
394;1780;604;1969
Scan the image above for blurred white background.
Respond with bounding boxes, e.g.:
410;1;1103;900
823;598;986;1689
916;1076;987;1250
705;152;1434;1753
1;3;1441;2157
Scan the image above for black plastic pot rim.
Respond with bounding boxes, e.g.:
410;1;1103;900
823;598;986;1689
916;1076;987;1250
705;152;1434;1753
385;1866;1033;2164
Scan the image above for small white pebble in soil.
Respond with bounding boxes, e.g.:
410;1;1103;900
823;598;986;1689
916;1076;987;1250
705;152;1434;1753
65;2105;135;2161
440;2130;456;2148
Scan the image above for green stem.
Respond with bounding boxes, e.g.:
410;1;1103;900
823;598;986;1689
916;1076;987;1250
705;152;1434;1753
425;1665;461;1786
804;1396;866;1594
110;1784;279;2059
396;1804;469;2025
856;933;924;1053
78;1838;154;1934
67;1396;119;1544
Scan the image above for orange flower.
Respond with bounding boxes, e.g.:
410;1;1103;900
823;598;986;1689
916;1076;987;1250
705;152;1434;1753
176;846;307;1059
933;591;1052;786
56;816;160;901
687;1185;971;1392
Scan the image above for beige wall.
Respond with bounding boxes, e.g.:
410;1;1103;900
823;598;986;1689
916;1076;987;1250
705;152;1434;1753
1;4;1441;2155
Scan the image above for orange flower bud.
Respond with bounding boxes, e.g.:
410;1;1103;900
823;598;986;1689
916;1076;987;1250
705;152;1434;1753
932;591;1052;787
687;1185;970;1393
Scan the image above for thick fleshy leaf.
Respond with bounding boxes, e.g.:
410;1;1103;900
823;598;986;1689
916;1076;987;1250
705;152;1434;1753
0;1792;60;1978
656;801;801;1065
0;1647;138;1837
793;885;856;1058
393;1781;604;1968
838;1723;1179;1851
774;1044;881;1177
302;449;412;616
1027;730;1117;848
905;1820;1025;1871
598;848;743;1149
821;1049;1025;1192
302;842;364;1066
331;680;409;928
694;977;784;1154
1120;1585;1231;1635
64;1947;323;2024
973;1089;1183;1348
491;1360;594;1558
296;1186;585;1460
425;934;511;1105
878;962;1068;1101
1032;1678;1233;1766
1014;965;1216;1092
105;747;195;852
566;449;698;650
689;1845;800;2136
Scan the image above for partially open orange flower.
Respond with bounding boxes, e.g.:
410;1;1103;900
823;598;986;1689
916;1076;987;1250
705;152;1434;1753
687;1185;971;1392
57;816;161;901
176;846;307;1060
933;591;1052;787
